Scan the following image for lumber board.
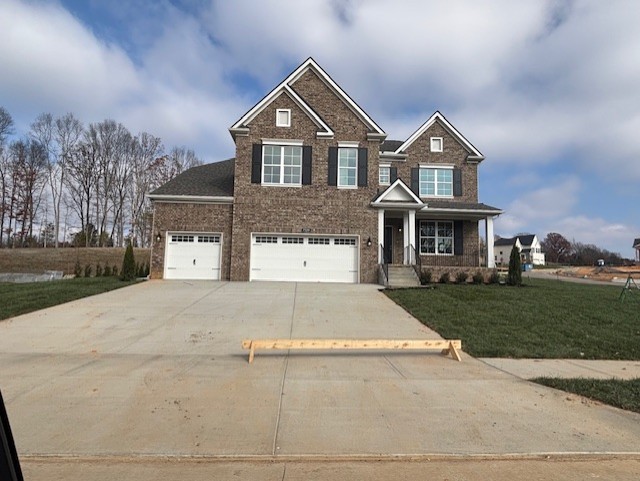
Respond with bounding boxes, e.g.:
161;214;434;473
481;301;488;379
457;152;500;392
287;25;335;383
241;338;463;363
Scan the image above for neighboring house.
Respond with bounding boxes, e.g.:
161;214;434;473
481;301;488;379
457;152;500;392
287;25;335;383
634;238;640;263
149;58;502;283
494;234;545;266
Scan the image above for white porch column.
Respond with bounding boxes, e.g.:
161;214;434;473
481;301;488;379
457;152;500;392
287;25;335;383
408;209;416;264
378;209;385;263
403;212;409;264
486;216;495;268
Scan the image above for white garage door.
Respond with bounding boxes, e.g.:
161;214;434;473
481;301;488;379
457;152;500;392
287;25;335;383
250;234;359;283
164;233;221;280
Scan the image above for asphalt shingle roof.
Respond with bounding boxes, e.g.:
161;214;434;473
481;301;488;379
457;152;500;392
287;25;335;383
380;140;404;152
634;238;640;248
151;158;235;197
494;234;536;247
425;200;502;212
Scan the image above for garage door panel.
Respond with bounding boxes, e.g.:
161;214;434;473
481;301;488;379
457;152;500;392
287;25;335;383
250;235;358;283
165;233;221;280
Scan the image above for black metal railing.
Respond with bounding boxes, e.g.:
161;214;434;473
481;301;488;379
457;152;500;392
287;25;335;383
379;243;388;284
408;244;422;279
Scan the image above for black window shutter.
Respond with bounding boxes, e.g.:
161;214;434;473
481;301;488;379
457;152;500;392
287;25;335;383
328;147;338;186
390;166;398;183
453;168;462;196
251;144;262;184
357;148;368;187
411;168;420;195
302;146;312;185
454;220;463;255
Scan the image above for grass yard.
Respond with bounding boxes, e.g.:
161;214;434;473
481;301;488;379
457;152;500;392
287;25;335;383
0;277;136;321
532;378;640;414
385;278;640;360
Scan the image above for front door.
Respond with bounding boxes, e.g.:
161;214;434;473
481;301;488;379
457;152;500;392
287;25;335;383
383;226;393;264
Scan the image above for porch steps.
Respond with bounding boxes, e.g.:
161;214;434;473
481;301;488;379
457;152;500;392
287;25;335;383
386;265;421;288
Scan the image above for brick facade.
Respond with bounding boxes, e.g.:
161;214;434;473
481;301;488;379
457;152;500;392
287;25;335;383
230;69;380;283
150;202;233;279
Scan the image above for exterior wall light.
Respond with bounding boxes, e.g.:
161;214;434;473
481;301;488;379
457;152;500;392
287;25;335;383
366;237;372;247
155;232;162;243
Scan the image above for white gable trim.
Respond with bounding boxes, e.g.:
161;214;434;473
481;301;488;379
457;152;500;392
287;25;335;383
371;178;425;208
230;58;385;140
230;85;334;138
396;111;484;161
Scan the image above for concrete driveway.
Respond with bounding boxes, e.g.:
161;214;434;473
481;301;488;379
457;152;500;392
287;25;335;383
1;281;640;479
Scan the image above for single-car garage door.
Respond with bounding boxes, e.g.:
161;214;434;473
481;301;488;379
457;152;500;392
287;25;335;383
250;234;359;283
164;233;222;280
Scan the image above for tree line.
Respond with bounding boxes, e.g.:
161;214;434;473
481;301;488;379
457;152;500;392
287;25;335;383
540;232;627;266
0;106;202;248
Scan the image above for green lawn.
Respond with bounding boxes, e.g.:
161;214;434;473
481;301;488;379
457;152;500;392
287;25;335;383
0;277;136;321
385;278;640;360
533;378;640;414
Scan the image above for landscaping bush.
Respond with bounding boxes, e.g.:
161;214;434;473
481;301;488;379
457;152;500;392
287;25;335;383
472;270;484;284
488;270;500;284
438;271;450;284
73;260;82;278
84;264;92;278
112;265;118;277
103;265;112;277
455;271;468;284
95;263;103;277
508;247;522;286
420;269;433;285
120;243;136;281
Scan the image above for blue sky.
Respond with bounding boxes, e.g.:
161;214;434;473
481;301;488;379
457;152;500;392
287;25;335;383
1;0;638;257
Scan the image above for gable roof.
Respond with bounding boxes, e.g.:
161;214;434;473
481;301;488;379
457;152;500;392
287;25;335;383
229;57;386;141
634;238;640;248
494;234;536;247
371;178;425;208
148;158;235;199
395;111;484;161
380;140;404;152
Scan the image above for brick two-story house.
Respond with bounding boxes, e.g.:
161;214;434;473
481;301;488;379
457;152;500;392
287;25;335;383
149;58;502;284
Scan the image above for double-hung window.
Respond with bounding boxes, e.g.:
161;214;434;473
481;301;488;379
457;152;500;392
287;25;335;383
419;167;452;197
338;147;357;188
262;144;302;185
419;221;453;255
379;166;391;185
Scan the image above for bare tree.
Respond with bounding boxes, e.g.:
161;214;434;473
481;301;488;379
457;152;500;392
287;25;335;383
541;232;571;264
0;107;15;247
65;137;99;247
129;132;163;247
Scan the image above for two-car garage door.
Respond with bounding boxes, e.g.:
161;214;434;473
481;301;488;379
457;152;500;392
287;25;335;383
250;234;359;283
164;233;221;280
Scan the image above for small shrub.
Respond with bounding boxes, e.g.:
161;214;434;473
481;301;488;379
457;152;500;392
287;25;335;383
472;271;484;284
489;270;500;284
121;243;136;281
455;271;468;284
112;265;118;277
95;263;103;277
420;269;433;285
84;264;92;278
438;271;450;284
103;265;112;277
73;260;82;278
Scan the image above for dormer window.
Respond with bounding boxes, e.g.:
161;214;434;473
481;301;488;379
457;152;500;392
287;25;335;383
276;109;291;127
430;137;443;152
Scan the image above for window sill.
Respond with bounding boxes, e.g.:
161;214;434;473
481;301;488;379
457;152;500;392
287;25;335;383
337;185;358;190
261;183;302;188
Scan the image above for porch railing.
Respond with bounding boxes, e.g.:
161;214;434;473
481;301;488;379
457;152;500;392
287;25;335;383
408;244;422;280
379;243;388;284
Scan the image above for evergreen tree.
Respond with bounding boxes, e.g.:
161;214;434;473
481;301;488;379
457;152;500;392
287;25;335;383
121;243;136;281
508;245;522;286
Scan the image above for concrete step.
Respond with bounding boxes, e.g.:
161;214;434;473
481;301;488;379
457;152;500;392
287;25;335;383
386;265;420;287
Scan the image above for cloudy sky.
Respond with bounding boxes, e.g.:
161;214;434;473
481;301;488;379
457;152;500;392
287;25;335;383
1;0;638;256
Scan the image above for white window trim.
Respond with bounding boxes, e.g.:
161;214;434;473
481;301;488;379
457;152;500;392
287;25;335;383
262;138;303;146
276;109;291;127
430;137;443;152
419;220;454;256
379;164;391;185
418;165;454;198
337;146;358;189
261;144;303;186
